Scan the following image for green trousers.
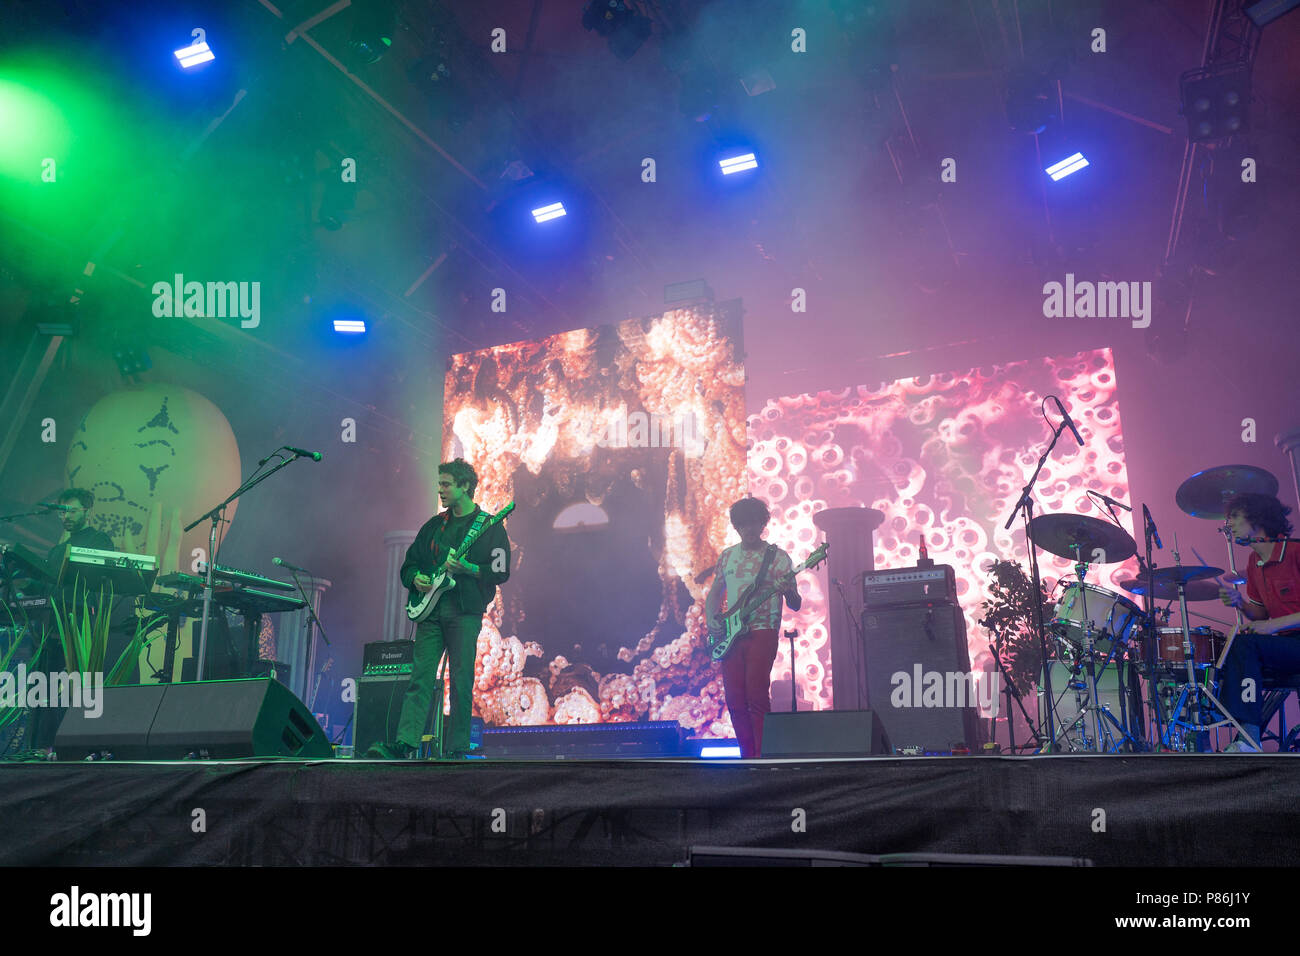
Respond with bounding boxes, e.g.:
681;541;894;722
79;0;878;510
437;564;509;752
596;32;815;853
396;601;481;754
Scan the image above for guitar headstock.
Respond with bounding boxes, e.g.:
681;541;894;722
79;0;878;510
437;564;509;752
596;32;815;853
804;542;829;570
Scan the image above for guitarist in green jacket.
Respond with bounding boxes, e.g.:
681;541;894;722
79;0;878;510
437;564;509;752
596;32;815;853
705;497;802;758
369;459;511;759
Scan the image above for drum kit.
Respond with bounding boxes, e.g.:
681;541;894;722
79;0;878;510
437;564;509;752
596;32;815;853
1028;464;1280;753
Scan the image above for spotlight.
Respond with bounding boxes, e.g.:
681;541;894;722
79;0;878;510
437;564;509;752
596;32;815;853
531;201;567;223
1006;71;1056;134
174;40;214;69
348;0;396;66
719;152;758;175
112;344;151;377
333;319;366;334
582;0;652;61
1245;0;1300;27
1045;152;1089;181
1180;66;1250;143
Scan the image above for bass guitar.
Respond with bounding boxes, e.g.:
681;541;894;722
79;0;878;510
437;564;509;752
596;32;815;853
708;542;828;661
405;502;514;623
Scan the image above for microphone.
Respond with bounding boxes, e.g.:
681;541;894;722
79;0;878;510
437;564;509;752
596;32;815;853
286;446;323;462
273;557;311;574
1143;504;1163;550
1087;490;1132;512
39;503;73;511
1052;396;1084;446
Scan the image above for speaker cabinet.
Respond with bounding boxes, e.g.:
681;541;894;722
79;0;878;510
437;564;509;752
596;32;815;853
761;710;891;757
353;674;411;755
54;678;332;759
861;603;980;753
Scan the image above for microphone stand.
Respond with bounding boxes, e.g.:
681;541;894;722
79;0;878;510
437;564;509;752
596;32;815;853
183;449;312;681
285;565;331;709
1136;507;1164;749
832;576;869;711
1003;416;1072;753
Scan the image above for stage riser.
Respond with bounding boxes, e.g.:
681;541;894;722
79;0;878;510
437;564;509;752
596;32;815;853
2;757;1297;866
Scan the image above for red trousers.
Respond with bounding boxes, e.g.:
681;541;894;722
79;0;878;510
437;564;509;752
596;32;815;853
720;628;779;758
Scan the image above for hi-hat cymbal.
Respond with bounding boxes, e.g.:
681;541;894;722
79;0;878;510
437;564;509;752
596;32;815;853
1119;576;1221;602
1175;465;1278;520
1030;513;1137;564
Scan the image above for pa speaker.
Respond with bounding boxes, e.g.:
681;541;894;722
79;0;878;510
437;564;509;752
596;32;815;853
54;678;332;760
761;710;891;757
861;603;980;753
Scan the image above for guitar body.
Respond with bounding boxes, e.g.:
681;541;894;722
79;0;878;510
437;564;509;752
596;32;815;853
708;543;828;662
405;571;457;623
405;502;514;623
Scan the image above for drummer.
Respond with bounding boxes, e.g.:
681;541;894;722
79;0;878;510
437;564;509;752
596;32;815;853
1217;492;1300;751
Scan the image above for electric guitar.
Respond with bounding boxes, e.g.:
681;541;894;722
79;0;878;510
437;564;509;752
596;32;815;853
405;502;514;623
708;542;828;661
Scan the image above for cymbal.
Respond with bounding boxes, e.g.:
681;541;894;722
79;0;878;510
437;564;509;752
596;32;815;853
1175;465;1278;520
1030;513;1137;564
1119;576;1221;602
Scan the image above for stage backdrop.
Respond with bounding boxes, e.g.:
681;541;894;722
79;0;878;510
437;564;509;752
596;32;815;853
441;304;748;737
752;347;1135;712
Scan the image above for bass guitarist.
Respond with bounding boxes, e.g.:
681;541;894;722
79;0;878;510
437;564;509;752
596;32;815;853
705;496;802;758
369;458;510;759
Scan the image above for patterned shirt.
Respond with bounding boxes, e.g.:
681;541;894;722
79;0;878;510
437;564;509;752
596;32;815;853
716;543;794;632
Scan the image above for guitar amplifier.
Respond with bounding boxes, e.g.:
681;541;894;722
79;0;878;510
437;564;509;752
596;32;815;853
863;565;957;608
362;640;415;676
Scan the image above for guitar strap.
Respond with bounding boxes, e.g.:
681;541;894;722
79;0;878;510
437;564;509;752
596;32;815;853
440;508;489;561
753;543;777;601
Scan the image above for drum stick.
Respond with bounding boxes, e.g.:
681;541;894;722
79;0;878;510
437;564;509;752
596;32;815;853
1191;545;1233;587
1180;608;1234;629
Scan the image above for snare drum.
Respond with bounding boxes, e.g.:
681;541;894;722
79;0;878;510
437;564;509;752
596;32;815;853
1153;626;1224;667
1051;583;1144;656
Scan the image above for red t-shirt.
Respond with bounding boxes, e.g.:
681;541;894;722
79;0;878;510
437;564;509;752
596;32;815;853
1245;540;1300;619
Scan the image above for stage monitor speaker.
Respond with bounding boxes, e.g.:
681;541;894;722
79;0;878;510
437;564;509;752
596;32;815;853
54;678;332;760
761;710;891;757
861;603;980;753
354;674;411;755
52;683;168;760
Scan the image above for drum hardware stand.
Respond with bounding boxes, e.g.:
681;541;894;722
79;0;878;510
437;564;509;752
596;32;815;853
1160;537;1250;751
1004;413;1077;753
1135;507;1167;750
1048;551;1139;753
982;632;1045;754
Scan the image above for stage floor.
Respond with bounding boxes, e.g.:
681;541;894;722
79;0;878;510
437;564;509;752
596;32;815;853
2;754;1296;866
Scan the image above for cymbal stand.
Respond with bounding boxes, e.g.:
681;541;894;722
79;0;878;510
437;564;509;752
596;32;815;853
1219;523;1246;634
1003;416;1074;752
1161;538;1250;750
1136;505;1167;749
1052;550;1140;752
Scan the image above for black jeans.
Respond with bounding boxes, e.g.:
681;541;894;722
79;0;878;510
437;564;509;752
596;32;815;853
1217;632;1300;728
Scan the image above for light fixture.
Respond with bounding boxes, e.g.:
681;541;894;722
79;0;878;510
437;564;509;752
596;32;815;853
1045;152;1089;181
174;41;214;69
333;319;366;334
719;152;757;175
1180;66;1251;143
531;201;566;223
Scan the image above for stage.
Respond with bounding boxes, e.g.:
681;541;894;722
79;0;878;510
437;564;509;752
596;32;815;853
1;754;1295;867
